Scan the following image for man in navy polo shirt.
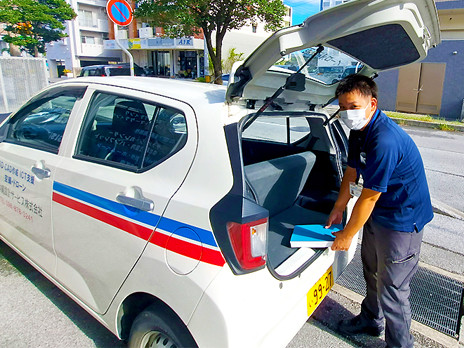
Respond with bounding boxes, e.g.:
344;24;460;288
325;75;433;348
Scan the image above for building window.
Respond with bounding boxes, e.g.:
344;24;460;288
81;36;102;45
78;9;96;27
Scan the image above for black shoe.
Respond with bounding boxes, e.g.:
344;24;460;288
338;315;384;337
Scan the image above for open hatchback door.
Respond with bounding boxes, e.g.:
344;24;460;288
226;0;440;106
220;0;440;280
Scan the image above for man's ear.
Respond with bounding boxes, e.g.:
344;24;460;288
371;97;378;109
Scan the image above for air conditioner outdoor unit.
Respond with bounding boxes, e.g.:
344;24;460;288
117;30;128;39
138;27;154;39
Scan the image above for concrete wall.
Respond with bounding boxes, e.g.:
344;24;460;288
374;4;464;120
376;40;464;120
375;69;399;112
436;0;464;10
423;40;464;120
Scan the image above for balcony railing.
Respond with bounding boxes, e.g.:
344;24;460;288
77;0;106;7
80;43;105;56
79;18;109;32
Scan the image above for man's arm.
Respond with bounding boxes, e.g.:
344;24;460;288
331;188;381;251
325;165;357;227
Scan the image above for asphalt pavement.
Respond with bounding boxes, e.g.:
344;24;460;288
404;126;464;213
0;240;125;347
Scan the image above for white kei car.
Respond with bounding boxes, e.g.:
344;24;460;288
0;1;439;347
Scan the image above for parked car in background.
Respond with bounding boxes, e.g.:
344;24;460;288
0;1;439;347
79;63;146;77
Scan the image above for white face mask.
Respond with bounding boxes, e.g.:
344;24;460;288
339;104;370;130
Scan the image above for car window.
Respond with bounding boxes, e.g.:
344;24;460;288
5;87;86;153
107;66;144;76
270;46;364;85
242;116;311;144
290;117;311;143
76;92;187;171
107;67;130;76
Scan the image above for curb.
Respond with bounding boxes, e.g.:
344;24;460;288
432;198;464;221
391;118;464;132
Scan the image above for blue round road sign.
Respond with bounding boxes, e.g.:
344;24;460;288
106;0;133;26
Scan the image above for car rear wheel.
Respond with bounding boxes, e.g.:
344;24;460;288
128;305;197;348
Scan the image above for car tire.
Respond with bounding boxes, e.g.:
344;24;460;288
128;305;198;348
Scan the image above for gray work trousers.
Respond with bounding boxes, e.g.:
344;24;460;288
360;217;423;348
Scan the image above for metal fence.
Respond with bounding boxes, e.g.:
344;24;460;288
0;57;49;114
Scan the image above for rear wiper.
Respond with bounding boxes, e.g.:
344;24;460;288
243;45;324;131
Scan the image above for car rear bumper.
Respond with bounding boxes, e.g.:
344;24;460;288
187;239;357;348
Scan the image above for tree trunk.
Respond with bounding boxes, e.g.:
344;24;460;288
214;31;224;85
212;54;222;85
34;46;39;57
203;29;221;84
9;44;21;57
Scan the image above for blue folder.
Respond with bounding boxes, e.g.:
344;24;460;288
290;224;343;248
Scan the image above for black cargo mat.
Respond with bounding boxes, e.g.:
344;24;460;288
336;248;464;338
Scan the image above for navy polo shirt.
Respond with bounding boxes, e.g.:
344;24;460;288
347;109;433;232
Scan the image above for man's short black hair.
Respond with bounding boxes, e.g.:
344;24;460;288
335;74;378;100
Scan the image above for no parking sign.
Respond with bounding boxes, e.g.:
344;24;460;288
106;0;133;26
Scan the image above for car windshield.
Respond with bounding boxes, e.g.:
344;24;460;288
270;46;364;85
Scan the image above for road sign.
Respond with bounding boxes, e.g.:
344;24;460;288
106;0;133;27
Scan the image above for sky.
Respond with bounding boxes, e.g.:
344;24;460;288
283;0;321;25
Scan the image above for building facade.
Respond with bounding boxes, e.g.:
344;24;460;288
376;0;464;120
321;0;351;11
320;0;464;120
46;0;121;78
104;4;293;79
45;1;291;79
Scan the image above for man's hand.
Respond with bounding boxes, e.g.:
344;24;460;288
330;188;382;252
325;207;344;228
331;230;354;251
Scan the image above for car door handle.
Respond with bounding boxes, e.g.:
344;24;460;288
31;166;51;179
116;195;154;211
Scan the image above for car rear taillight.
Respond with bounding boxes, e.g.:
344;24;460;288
227;218;267;270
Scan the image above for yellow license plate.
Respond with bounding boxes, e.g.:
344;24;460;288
306;266;334;317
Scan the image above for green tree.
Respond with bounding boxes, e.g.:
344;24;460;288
0;0;76;57
223;48;244;74
135;0;286;84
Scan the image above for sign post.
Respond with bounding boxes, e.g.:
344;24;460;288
106;0;135;76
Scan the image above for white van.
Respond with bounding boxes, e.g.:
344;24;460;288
0;1;439;347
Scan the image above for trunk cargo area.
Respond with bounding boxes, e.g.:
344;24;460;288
241;115;344;276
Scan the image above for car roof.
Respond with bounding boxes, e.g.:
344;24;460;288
56;77;227;107
81;65;106;69
82;63;131;69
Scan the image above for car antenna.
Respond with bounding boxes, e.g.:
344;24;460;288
243;45;324;130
